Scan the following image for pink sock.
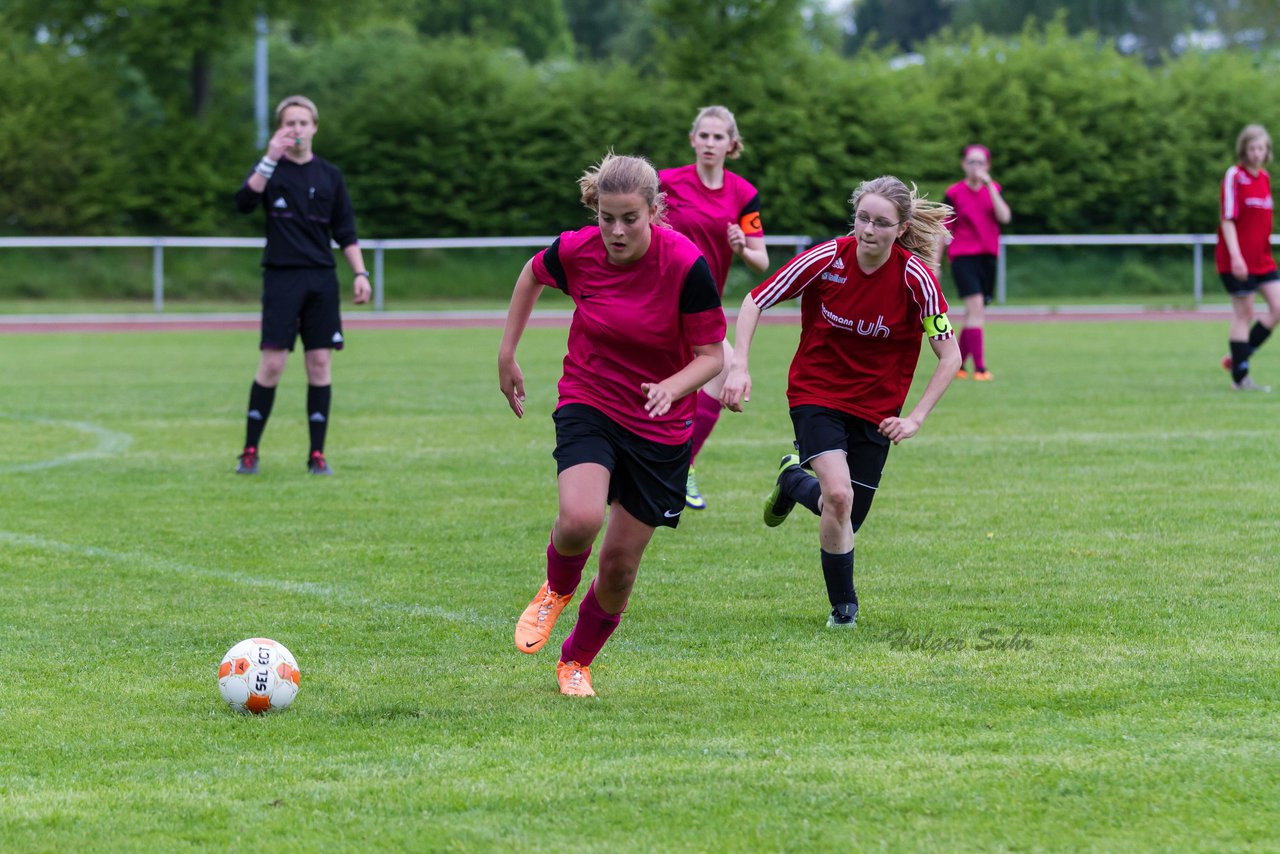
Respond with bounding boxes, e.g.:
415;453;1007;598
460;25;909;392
958;328;973;369
560;582;622;666
546;538;590;597
689;390;721;462
971;328;986;372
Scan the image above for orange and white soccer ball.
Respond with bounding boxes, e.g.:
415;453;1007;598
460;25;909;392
217;638;301;714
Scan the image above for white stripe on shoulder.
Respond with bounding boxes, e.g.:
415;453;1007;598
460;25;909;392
1223;165;1239;219
755;240;838;308
904;255;939;317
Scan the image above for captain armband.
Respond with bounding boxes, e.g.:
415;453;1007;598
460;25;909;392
922;313;953;338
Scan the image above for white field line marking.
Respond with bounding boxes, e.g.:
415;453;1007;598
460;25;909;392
0;415;133;473
0;531;499;628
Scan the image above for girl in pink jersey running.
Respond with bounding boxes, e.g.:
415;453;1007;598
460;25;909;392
721;176;960;628
943;144;1011;381
1218;124;1279;392
660;106;770;510
499;153;726;696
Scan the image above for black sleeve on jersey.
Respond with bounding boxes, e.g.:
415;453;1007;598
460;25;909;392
235;170;263;213
542;238;569;293
738;192;761;219
679;257;721;313
330;171;358;248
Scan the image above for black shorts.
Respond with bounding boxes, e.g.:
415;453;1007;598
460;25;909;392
552;403;690;529
790;404;891;533
951;254;997;304
1219;270;1280;297
260;267;344;352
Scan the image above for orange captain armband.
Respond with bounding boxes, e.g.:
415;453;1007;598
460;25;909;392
923;313;953;338
738;210;763;236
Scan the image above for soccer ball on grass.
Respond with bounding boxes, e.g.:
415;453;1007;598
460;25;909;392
217;638;301;714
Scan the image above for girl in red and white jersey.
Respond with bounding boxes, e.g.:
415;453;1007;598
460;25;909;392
499;153;726;696
943;144;1011;381
1218;124;1279;392
721;176;960;628
659;106;769;510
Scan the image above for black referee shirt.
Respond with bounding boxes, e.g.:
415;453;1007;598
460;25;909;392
235;155;358;268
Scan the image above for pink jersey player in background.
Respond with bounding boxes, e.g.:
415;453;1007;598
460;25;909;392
943;144;1011;382
499;153;726;697
660;105;769;510
1217;124;1278;392
720;176;960;629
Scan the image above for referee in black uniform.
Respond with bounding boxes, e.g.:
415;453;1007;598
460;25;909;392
234;95;370;475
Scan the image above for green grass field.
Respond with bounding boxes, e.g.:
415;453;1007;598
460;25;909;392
1;319;1277;851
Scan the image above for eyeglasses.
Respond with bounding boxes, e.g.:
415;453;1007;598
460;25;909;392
964;159;987;166
854;212;902;231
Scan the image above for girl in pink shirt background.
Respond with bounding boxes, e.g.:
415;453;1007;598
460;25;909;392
943;144;1011;381
660;105;769;510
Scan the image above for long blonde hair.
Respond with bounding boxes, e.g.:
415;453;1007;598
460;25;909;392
578;152;666;224
848;176;951;270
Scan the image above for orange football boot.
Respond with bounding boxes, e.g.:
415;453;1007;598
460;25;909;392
556;660;596;697
515;582;573;654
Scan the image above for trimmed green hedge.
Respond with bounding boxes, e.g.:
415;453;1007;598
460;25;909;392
3;21;1279;241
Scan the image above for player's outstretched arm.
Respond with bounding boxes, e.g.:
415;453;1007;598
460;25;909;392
879;334;961;444
498;259;543;418
720;294;762;412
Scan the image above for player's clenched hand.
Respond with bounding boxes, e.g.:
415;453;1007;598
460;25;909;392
353;276;371;304
499;358;526;418
878;415;920;445
719;368;751;412
727;223;747;254
1232;257;1249;281
641;381;676;418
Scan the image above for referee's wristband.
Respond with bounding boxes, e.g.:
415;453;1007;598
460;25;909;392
354;271;370;279
254;156;278;179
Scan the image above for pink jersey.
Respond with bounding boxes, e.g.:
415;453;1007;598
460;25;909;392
944;180;1003;258
659;164;763;294
1216;165;1276;274
531;225;726;444
750;237;952;425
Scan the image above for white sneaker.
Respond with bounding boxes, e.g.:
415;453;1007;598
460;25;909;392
1232;377;1271;392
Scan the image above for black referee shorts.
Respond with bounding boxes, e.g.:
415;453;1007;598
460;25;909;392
260;267;344;352
790;404;891;533
552;403;690;529
951;254;997;304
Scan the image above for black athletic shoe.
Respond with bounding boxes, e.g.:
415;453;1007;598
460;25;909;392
763;453;802;527
307;450;332;475
826;602;858;629
236;446;259;475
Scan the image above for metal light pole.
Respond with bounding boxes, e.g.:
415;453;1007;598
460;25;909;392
254;13;269;148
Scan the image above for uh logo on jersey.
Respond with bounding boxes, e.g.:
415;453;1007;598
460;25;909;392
821;303;891;338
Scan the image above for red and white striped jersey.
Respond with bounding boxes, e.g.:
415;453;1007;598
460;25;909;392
750;236;951;424
1216;165;1276;275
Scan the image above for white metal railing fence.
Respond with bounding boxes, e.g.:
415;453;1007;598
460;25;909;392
1;233;1273;310
0;235;815;312
997;233;1280;305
